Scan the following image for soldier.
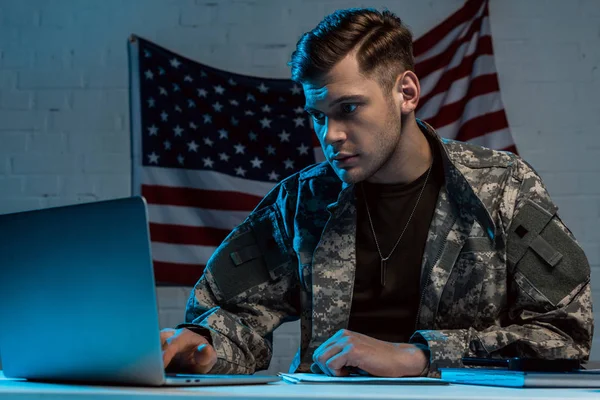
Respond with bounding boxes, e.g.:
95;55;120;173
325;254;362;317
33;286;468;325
161;8;593;378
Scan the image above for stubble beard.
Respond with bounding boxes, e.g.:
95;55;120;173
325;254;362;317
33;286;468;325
357;109;403;184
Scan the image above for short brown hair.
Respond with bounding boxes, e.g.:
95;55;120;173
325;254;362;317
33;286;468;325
288;8;415;93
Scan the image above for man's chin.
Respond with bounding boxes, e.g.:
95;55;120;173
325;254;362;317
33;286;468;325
334;167;365;185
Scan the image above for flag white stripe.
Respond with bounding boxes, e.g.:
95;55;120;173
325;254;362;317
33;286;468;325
419;18;491;98
148;204;248;230
313;147;326;163
141;166;276;197
466;128;515;150
435;92;505;139
152;242;215;265
418;55;498;120
415;2;486;63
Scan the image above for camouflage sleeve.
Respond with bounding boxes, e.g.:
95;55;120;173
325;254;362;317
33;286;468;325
411;157;594;378
176;180;300;374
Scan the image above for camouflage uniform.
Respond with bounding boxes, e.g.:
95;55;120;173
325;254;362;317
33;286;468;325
178;119;594;377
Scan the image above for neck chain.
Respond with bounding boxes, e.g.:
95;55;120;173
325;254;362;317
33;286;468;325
360;155;434;287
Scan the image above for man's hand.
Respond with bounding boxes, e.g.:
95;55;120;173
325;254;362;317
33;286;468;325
161;328;218;374
312;329;428;377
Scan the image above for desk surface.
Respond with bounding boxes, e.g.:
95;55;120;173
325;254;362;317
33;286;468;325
1;372;600;400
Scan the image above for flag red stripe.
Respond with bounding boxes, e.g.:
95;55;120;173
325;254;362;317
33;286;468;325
153;260;205;286
413;0;485;57
311;132;320;148
415;11;486;79
142;184;263;211
502;144;518;154
456;110;509;143
149;222;230;247
427;73;499;129
418;36;493;108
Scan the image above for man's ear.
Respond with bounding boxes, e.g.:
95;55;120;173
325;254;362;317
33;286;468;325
394;70;420;115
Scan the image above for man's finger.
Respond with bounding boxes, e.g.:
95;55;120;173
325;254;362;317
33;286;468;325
325;348;353;377
315;342;345;377
162;340;180;370
160;329;176;350
191;343;218;374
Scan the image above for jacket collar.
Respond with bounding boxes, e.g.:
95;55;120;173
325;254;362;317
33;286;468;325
417;119;497;242
324;119;497;243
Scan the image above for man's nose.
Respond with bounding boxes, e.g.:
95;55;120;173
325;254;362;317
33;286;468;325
322;119;347;147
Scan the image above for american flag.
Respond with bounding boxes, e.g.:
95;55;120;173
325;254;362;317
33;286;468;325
414;0;516;153
129;0;515;286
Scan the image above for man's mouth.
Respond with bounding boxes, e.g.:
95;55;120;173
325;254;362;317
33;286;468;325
332;154;359;166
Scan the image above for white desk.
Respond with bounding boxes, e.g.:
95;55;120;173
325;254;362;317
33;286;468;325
1;372;600;400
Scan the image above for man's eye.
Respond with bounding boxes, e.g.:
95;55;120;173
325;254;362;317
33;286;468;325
341;104;358;114
310;112;325;122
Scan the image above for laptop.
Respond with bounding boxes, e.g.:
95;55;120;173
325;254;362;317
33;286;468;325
0;196;279;386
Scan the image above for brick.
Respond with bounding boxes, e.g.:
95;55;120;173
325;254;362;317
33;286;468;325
82;153;129;174
580;218;600;242
524;149;600;173
156;286;193;310
179;4;217;27
227;8;299;46
43;195;99;209
27;133;67;153
33;90;71;111
102;46;127;68
158;308;186;330
69;45;108;69
19;28;70;49
251;45;291;68
0;132;27;153
71;89;128;113
580;0;600;17
0;157;7;174
494;40;589;83
39;6;74;28
83;68;128;89
200;45;252;72
0;27;20;46
12;153;81;174
23;175;60;196
0;177;22;194
0;110;46;130
0;71;17;90
33;47;71;69
155;26;228;50
93;173;131;199
581;243;600;266
60;175;96;197
18;69;84;89
0;5;40;27
552;196;600;219
68;132;129;154
0;47;33;69
0;198;43;215
0;89;32;110
102;133;129;153
49;110;123;132
545;172;600;196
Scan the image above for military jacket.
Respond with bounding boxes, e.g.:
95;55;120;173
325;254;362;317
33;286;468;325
179;120;593;377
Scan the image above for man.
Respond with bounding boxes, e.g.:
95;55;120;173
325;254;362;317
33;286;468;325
160;8;593;378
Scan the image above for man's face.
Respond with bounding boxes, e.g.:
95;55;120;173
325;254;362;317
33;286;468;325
302;53;402;184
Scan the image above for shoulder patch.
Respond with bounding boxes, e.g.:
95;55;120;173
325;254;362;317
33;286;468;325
443;139;515;169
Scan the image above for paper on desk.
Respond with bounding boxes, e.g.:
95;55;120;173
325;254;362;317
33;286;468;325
278;373;448;385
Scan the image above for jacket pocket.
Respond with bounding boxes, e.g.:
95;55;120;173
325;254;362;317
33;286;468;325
437;237;500;328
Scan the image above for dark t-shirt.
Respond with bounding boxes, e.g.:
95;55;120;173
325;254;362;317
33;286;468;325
348;136;445;343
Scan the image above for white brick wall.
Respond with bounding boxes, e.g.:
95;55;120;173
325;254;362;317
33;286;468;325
0;0;598;374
